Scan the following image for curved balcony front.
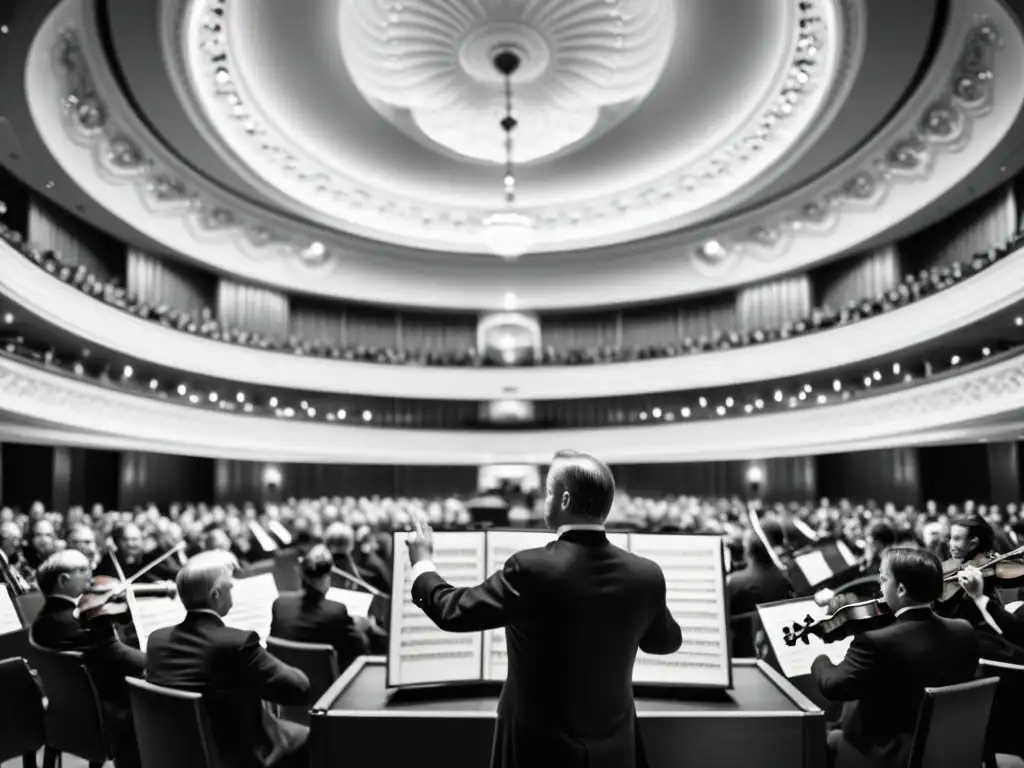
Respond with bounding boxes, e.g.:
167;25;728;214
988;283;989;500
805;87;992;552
3;345;1023;464
3;239;1024;401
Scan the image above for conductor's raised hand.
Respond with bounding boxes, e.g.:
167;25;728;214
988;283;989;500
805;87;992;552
406;516;434;566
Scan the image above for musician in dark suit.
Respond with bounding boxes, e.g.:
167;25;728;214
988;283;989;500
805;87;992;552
727;521;793;657
407;449;683;768
812;548;980;768
31;550;145;768
270;544;370;673
145;552;311;768
95;524;158;582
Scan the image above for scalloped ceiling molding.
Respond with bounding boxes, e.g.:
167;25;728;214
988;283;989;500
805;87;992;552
4;238;1024;400
2;349;1024;464
19;0;1024;309
181;0;844;252
339;0;676;164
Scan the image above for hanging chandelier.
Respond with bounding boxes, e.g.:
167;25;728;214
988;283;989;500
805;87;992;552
481;50;535;260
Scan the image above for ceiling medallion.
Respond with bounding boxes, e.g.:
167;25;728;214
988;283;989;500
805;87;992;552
692;20;1003;275
180;0;847;251
339;0;676;164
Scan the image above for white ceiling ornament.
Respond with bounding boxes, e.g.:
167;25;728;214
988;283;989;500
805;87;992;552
339;0;677;164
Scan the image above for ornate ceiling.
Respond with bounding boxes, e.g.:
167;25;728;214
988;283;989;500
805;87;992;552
3;0;1024;309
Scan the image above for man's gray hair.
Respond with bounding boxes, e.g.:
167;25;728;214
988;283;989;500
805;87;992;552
37;550;89;595
176;550;237;610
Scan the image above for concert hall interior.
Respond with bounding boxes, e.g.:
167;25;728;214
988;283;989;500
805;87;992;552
7;0;1024;767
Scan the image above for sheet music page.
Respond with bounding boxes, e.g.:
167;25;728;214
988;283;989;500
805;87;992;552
132;596;187;652
628;534;731;687
835;539;859;567
248;521;278;552
266;520;292;546
795;550;834;587
482;530;557;681
226;573;279;643
388;531;486;686
325;587;373;618
756;597;853;678
0;585;23;635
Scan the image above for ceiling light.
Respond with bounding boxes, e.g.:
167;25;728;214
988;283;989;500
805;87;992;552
950;355;960;365
798;391;806;400
1016;317;1023;327
744;404;753;414
773;390;783;402
755;399;764;409
362;410;373;421
681;407;691;418
269;397;279;407
716;406;726;416
701;240;724;258
243;403;253;413
724;397;734;408
209;392;219;402
189;394;200;404
482;212;535;259
73;363;84;375
2;313;12;324
123;365;133;378
832;379;841;392
982;347;991;356
652;407;662;418
863;376;872;387
698;397;708;408
236;392;245;402
892;362;901;375
337;409;347;419
149;379;158;390
803;384;812;393
177;384;187;396
816;394;827;404
302;241;326;261
308;408;317;417
639;411;648;421
872;371;881;381
300;401;308;409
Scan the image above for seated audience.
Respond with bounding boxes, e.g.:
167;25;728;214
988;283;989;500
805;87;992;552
270;544;370;674
31;550;145;768
812;548;980;768
66;524;100;569
95;523;156;582
145;551;311;768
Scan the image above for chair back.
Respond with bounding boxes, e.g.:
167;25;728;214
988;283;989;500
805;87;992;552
0;626;31;662
907;677;999;768
980;659;1024;759
0;657;46;762
15;591;45;624
126;677;220;768
27;636;110;762
272;553;301;592
266;636;339;723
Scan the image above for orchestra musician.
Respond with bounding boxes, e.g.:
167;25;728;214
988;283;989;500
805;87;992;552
95;524;157;582
145;551;311;768
811;548;979;768
66;524;100;570
406;450;683;768
727;520;793;657
270;544;370;673
31;550;145;768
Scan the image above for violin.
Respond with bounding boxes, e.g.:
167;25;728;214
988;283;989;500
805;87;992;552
939;544;1024;603
77;542;185;626
782;593;893;646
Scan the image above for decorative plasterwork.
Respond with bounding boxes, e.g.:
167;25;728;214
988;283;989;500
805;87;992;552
178;0;845;252
4;237;1024;401
2;349;1024;464
339;0;677;164
22;0;1024;308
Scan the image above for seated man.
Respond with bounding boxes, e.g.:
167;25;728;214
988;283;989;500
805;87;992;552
270;544;370;674
145;551;311;768
727;521;793;657
31;550;145;768
812;547;980;768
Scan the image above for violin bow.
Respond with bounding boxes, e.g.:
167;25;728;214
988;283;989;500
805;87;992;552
103;540;186;597
945;543;1024;583
747;504;788;573
331;565;390;601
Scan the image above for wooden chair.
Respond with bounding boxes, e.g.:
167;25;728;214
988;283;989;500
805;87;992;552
125;678;220;768
907;677;999;768
266;636;340;724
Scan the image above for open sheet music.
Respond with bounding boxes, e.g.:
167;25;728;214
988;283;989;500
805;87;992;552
0;585;23;635
389;530;729;689
756;596;853;678
387;531;486;687
132;572;280;652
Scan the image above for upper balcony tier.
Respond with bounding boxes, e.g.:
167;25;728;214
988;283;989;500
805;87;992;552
4;228;1024;401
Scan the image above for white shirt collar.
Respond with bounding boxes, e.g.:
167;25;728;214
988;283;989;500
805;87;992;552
188;608;223;620
557;524;606;536
894;605;932;618
49;594;78;606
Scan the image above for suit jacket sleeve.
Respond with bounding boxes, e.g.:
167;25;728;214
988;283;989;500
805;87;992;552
639;570;683;655
811;633;878;701
984;600;1024;649
232;631;310;705
334;605;371;659
87;625;147;680
411;554;529;633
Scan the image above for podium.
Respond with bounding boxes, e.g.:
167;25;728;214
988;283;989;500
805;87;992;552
310;657;826;767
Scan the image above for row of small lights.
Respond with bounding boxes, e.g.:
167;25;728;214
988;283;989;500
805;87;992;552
5;312;1021;424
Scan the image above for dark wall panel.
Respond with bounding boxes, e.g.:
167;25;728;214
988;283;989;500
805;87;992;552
815;448;920;507
987;442;1020;506
68;448;120;511
0;443;55;512
918;444;991;507
121;452;215;511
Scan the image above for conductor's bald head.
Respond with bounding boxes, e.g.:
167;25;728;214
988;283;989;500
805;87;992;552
544;450;616;528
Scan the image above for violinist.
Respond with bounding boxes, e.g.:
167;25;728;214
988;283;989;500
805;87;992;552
31;550;144;768
956;566;1024;650
812;548;979;768
95;523;156;582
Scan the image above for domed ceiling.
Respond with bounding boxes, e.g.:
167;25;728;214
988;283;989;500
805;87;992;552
4;0;1024;309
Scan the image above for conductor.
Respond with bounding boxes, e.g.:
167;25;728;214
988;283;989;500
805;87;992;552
406;450;683;768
